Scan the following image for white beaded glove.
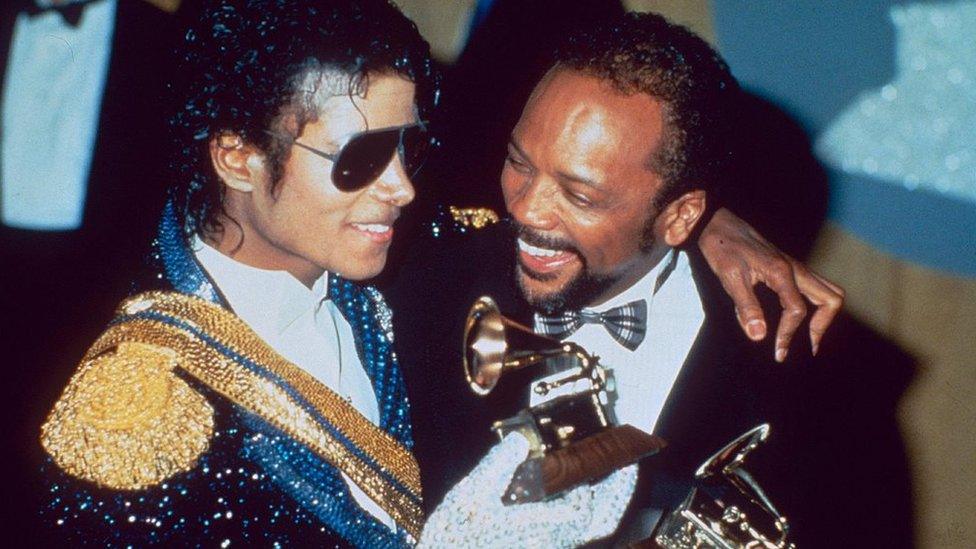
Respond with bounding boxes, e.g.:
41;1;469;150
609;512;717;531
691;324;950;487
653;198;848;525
418;434;637;548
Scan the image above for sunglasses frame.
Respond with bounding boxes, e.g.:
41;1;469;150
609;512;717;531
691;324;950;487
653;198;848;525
264;120;429;192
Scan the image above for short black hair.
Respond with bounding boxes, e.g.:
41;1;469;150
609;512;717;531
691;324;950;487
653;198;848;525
170;0;437;239
551;12;738;207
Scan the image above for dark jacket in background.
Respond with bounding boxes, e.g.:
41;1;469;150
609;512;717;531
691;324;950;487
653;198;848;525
1;3;189;543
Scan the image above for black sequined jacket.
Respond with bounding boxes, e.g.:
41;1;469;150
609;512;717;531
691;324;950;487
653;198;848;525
38;201;420;548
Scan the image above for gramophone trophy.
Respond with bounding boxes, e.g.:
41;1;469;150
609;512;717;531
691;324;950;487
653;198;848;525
464;296;799;548
463;296;667;504
651;424;796;549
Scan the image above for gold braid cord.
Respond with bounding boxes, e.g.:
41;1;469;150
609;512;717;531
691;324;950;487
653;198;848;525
449;205;500;229
40;341;214;491
40;291;424;537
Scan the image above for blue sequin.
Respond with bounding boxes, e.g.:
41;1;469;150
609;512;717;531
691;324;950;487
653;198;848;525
42;200;416;548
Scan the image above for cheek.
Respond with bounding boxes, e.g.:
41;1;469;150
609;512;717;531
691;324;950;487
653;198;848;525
500;167;521;206
272;183;355;244
570;213;645;269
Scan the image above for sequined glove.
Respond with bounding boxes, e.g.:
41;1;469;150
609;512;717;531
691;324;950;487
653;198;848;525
417;434;637;548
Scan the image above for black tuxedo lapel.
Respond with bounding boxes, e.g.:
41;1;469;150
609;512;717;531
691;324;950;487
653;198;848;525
613;248;797;546
650;248;767;478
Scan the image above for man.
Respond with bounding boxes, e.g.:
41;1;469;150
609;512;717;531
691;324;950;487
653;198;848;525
36;2;835;546
390;13;838;543
36;1;431;545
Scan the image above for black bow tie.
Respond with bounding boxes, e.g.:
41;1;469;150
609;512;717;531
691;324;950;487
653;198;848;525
24;1;98;27
537;300;649;351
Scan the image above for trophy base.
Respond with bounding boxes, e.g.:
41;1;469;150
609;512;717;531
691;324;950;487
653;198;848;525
503;424;667;504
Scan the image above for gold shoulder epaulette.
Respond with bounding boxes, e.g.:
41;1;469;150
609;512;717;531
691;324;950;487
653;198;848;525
40;340;214;490
449;205;500;230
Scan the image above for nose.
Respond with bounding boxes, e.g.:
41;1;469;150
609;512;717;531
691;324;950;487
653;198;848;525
507;176;558;231
369;153;416;207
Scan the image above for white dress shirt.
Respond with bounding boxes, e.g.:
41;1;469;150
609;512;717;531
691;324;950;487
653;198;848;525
534;250;705;434
192;237;395;529
1;0;116;230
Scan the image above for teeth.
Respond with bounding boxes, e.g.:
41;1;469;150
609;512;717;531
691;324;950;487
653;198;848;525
353;223;390;233
518;238;563;258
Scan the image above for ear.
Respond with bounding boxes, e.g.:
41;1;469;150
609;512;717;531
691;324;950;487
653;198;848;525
660;190;707;247
209;132;264;193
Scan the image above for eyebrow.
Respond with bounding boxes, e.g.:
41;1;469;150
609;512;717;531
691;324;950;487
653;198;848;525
509;136;601;189
555;169;599;190
507;137;530;161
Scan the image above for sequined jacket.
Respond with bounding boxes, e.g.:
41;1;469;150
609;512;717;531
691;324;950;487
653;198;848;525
39;201;420;548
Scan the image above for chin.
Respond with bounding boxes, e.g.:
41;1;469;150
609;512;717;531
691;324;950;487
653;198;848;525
332;257;388;281
517;264;618;314
516;270;572;314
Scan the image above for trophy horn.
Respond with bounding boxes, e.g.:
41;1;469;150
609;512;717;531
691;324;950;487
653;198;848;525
463;296;569;395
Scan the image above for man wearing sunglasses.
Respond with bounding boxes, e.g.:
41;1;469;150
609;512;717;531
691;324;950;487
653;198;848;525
34;2;636;546
35;1;840;546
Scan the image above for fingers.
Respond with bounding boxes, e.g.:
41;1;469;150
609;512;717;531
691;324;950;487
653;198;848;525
719;269;768;342
463;432;530;494
795;268;845;355
488;432;531;473
764;263;807;362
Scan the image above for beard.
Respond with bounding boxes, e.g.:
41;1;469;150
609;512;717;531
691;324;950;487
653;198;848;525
510;212;660;315
510;221;619;314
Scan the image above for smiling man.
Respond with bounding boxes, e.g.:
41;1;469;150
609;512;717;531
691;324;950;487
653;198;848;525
391;15;837;538
506;68;682;315
36;2;435;546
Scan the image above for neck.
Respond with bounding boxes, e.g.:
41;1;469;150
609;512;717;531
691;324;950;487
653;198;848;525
585;245;671;308
201;215;323;288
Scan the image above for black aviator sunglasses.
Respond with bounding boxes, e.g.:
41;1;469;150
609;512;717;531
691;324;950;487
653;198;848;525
266;121;431;192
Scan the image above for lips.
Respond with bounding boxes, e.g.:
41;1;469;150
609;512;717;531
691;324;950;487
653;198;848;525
517;237;578;274
351;221;395;243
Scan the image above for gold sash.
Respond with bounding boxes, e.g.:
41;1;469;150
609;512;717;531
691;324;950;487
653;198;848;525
41;291;424;537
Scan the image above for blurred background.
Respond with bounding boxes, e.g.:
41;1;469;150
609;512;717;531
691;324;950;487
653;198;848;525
2;1;973;546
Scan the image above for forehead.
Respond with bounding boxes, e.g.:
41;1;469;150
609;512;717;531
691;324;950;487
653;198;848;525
514;69;665;172
307;72;417;135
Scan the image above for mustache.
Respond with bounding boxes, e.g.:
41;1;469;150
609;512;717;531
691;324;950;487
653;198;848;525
507;219;579;255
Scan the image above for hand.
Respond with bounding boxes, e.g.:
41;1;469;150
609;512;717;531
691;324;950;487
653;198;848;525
698;208;845;362
418;434;637;548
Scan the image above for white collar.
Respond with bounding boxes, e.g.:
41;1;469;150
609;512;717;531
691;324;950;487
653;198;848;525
584;248;676;312
192;236;330;338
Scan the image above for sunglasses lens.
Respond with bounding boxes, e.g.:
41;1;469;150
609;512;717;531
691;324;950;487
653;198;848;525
399;125;431;178
332;129;400;191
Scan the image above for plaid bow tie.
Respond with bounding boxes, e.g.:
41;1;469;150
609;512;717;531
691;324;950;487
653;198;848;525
537;300;648;351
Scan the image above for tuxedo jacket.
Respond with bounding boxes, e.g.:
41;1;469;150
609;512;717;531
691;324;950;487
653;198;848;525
1;1;187;251
387;222;805;529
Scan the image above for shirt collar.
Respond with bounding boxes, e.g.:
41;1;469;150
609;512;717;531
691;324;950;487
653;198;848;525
191;235;329;337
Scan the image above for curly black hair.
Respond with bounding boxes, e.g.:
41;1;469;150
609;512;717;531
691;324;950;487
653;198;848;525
551;12;739;208
170;0;437;240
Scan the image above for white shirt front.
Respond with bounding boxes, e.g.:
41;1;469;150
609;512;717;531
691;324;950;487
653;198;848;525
534;250;705;434
1;0;116;230
192;237;395;529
